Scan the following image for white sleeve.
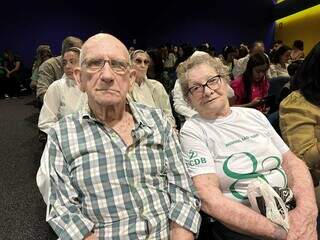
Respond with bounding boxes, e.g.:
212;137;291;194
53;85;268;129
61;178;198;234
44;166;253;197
180;120;216;177
232;55;248;79
38;82;61;134
36;143;51;221
172;80;197;118
256;110;289;154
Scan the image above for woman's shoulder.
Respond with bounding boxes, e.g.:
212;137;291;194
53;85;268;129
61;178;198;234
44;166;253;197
280;91;317;112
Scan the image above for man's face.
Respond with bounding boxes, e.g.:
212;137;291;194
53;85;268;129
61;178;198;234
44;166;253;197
74;36;135;108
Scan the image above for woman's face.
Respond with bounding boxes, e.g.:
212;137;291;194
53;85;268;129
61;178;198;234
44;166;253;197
252;64;268;82
280;50;291;65
132;52;150;79
187;63;229;118
62;51;79;80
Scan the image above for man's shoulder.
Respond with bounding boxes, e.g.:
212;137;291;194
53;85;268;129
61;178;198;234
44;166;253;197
39;56;62;70
48;112;84;135
130;101;165;125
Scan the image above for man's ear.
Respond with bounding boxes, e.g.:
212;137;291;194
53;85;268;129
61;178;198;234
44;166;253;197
128;68;136;92
73;67;85;92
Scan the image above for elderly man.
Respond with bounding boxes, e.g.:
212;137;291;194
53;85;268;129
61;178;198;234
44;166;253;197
42;33;201;240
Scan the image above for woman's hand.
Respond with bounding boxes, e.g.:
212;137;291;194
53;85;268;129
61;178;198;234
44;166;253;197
249;97;262;107
286;207;317;240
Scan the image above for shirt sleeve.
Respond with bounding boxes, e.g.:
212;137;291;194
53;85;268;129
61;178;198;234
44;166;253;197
254;109;289;154
155;81;176;127
230;77;244;104
46;133;95;240
179;120;217;177
38;82;61;134
37;59;60;99
162;118;201;235
280;95;320;168
172;80;197;118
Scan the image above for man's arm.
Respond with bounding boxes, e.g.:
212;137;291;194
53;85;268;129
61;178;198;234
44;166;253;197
36;57;62;100
38;82;61;133
164;123;201;238
46;135;95;240
281;151;318;240
192;173;286;240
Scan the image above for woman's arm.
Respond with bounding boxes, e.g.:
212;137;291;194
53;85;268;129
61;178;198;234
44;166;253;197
8;61;21;75
192;173;286;240
281;151;318;240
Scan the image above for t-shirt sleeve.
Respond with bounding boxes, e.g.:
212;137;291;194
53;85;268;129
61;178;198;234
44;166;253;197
255;110;289;154
179;120;217;177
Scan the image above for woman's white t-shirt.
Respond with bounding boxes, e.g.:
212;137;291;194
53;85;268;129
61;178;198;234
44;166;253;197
180;107;289;205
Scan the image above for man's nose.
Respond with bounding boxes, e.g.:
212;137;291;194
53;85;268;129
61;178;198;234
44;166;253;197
100;62;116;82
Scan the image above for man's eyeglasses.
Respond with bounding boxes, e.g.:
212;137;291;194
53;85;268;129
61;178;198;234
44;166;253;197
134;58;150;65
188;75;222;96
81;58;130;74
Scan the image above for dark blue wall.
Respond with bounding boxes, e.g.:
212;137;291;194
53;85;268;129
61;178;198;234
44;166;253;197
0;0;275;67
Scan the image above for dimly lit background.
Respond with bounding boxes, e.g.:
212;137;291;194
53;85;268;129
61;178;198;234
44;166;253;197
0;0;319;67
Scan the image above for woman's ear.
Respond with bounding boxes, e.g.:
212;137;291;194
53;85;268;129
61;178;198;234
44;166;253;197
73;67;85;92
128;68;136;92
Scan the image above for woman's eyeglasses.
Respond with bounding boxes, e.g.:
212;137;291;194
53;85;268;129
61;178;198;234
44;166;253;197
188;75;222;96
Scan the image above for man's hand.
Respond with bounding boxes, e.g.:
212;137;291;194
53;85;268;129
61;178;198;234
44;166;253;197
83;232;97;240
286;207;317;240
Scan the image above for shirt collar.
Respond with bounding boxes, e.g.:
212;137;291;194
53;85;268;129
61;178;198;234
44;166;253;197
80;97;154;128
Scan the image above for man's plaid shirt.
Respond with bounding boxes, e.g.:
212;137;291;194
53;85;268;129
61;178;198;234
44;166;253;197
46;101;201;239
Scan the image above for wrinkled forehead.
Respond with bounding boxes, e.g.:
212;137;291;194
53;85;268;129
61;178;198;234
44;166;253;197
186;63;218;83
81;37;129;62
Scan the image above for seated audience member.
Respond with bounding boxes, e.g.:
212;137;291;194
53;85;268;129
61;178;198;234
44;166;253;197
37;33;201;239
3;48;22;97
36;36;83;102
38;47;87;134
128;50;176;127
270;45;291;78
177;53;318;240
232;41;266;79
238;43;250;59
0;55;7;98
290;40;304;61
269;40;283;61
30;45;52;94
280;41;320;205
231;52;270;112
221;45;237;80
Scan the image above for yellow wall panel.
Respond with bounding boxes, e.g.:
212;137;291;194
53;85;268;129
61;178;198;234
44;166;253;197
275;4;320;54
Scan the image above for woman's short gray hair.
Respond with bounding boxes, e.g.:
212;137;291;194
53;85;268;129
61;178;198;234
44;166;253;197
177;54;230;102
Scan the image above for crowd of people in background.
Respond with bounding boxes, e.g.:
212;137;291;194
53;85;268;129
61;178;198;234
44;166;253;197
2;34;320;239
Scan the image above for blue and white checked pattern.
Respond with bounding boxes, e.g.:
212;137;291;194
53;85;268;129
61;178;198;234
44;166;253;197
46;101;201;239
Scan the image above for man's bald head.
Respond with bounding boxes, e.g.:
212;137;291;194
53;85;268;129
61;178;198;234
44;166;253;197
80;33;129;65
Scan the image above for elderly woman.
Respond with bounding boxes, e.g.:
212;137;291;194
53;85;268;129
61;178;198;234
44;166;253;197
38;47;87;134
128;49;176;127
178;54;317;239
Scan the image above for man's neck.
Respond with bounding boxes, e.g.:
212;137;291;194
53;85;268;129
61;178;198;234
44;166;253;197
89;101;128;127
